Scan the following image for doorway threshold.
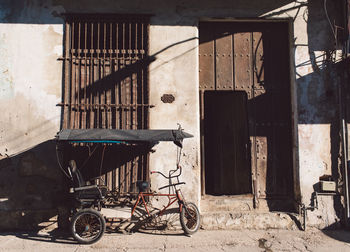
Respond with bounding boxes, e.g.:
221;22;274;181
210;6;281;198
201;194;254;213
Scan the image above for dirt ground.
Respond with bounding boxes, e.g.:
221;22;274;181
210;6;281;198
1;227;350;252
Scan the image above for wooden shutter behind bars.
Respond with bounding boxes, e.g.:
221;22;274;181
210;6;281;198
61;14;151;193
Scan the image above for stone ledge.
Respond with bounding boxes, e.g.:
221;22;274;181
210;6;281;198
200;195;254;212
200;211;299;230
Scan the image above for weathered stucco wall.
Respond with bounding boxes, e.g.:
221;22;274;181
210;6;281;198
0;0;346;229
148;23;200;204
293;1;343;227
0;3;66;230
0;24;62;155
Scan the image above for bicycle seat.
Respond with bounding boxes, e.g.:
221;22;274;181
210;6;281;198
68;160;107;199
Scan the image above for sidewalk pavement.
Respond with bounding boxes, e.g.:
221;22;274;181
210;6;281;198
1;227;350;252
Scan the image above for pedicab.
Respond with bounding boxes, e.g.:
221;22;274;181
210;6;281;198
55;126;200;244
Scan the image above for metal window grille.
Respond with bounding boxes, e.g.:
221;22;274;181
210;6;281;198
60;14;151;194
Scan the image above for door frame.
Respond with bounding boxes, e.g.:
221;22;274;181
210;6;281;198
198;18;300;210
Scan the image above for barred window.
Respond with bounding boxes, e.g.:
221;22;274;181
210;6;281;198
61;14;150;130
60;14;151;194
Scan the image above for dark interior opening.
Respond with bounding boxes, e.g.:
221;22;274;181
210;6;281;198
204;91;252;195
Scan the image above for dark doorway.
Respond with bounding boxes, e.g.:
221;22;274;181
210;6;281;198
204;91;251;195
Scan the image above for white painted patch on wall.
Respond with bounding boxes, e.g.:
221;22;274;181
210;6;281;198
53;45;63;56
148;24;200;205
0;26;14;99
298;124;332;199
0;23;62;155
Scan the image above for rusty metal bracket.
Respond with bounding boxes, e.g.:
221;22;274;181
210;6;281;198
299;192;339;231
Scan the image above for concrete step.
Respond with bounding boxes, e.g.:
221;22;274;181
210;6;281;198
200;195;254;212
200;211;299;230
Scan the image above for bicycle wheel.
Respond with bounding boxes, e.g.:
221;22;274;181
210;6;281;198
179;202;200;235
70;208;105;244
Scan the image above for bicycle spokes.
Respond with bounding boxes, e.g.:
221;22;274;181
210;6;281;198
180;202;200;234
184;207;197;229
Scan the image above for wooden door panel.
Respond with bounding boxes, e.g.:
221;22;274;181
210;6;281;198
234;33;253;94
199;23;215;90
199;22;293;206
216;34;234;90
204;91;251;195
253;32;265;90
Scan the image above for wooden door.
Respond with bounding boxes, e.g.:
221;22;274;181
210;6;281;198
204;91;251;195
199;21;293;209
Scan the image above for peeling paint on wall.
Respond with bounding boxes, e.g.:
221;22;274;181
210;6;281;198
298;124;332;194
148;23;200;204
0;31;14;99
0;23;62;156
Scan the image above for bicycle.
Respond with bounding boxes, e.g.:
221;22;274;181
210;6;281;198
131;164;200;235
68;162;200;244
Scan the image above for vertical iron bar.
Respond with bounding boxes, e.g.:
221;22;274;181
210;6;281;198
82;21;87;129
145;22;150;182
90;21;94;128
76;20;81;129
135;22;138;129
122;21;125;54
141;22;144;129
106;22;113;188
132;23;138;186
128;21;133;190
102;22;107;129
63;20;71;129
115;22;119;129
97;21;100;128
102;22;107;184
108;21;113;129
70;21;76;129
120;20;126;193
114;22;120;190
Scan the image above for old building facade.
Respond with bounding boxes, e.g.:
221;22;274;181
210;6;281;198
0;0;349;230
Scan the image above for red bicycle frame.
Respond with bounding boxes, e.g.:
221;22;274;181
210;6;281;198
131;189;184;217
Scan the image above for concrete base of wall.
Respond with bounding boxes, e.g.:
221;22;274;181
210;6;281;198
200;195;301;230
200;211;299;230
200;195;254;212
200;195;300;230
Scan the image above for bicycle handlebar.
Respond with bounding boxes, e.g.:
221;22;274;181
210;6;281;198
150;170;168;179
158;182;185;190
150;165;182;179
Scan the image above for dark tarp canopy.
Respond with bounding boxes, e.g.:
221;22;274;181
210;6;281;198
56;129;193;147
